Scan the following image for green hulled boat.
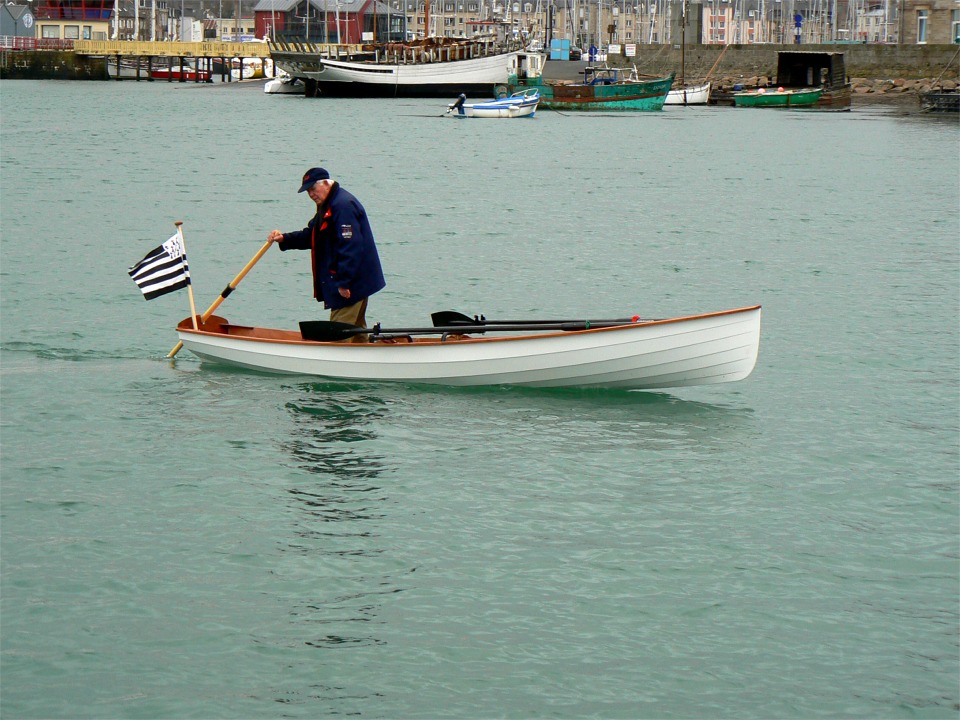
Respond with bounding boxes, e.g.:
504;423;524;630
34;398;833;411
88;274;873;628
504;66;674;112
733;87;823;108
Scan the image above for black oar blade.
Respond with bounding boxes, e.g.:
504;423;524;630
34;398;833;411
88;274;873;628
431;310;479;327
299;320;369;342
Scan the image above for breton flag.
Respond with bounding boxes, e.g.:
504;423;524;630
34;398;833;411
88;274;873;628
129;234;191;300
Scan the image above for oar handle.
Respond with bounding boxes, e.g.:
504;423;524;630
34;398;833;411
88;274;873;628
431;310;642;327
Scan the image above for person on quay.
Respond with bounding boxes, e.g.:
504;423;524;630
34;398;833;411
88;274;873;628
268;167;385;342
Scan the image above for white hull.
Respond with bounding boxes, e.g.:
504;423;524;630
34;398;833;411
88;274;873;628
447;91;539;118
664;81;711;105
264;76;303;94
176;306;761;390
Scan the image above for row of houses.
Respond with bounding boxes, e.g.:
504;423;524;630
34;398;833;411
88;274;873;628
1;0;957;46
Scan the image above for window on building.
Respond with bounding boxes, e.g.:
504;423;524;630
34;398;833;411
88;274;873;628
952;8;959;43
82;25;91;38
41;24;59;37
916;8;927;43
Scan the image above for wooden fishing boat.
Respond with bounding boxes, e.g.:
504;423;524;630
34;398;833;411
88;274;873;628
733;87;823;108
445;89;539;118
175;306;761;390
269;36;540;98
508;66;674;112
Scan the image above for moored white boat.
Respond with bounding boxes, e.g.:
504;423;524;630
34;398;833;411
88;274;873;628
175;306;761;390
446;89;539;118
665;81;711;105
269;37;540;97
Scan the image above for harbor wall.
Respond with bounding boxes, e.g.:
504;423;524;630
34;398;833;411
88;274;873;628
616;43;960;82
0;51;106;79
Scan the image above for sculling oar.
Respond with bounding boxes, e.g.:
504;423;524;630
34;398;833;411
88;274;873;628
300;319;638;343
167;239;274;358
431;310;649;327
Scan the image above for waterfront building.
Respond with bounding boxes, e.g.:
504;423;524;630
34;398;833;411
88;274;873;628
10;0;960;49
30;0;115;40
0;3;36;37
899;0;958;43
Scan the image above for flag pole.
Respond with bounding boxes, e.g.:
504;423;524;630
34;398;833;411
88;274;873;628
175;221;200;330
167;238;275;358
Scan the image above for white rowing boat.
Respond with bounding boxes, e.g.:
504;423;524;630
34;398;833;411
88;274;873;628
175;306;761;390
664;81;712;105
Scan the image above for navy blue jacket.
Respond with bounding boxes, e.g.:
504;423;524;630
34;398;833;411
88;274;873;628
279;183;386;310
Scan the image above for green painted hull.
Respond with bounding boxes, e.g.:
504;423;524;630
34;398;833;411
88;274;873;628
510;74;674;112
733;88;824;108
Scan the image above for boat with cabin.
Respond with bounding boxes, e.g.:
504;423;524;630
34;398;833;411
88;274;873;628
506;65;674;112
269;34;540;97
713;50;850;110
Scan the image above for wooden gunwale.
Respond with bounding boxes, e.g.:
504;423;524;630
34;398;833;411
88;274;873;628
177;306;762;347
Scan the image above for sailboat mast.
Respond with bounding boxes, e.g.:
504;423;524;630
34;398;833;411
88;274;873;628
680;0;685;85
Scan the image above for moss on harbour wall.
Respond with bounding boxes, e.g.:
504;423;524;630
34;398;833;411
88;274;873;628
0;51;107;79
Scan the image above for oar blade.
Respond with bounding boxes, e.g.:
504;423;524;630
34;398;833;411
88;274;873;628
431;310;478;327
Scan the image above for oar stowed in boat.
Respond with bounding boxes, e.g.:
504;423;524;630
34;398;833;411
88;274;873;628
430;310;652;327
299;319;645;343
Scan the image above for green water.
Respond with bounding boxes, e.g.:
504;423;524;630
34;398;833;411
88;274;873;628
1;79;958;719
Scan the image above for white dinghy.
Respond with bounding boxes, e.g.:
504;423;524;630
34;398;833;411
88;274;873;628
445;89;540;118
175;306;761;390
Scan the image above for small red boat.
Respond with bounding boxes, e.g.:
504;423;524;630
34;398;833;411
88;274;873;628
150;67;212;82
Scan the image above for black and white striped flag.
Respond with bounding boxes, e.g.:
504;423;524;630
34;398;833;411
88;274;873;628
129;234;191;300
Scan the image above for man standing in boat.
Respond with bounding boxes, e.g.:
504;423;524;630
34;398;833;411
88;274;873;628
268;167;385;341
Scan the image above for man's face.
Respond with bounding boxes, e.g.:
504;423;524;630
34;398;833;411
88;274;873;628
307;181;330;205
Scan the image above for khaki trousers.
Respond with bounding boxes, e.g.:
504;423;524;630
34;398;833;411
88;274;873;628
330;298;369;343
